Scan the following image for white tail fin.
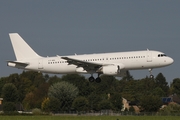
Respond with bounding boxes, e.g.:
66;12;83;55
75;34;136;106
9;33;41;60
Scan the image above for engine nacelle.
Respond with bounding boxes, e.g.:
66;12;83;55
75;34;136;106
102;65;122;75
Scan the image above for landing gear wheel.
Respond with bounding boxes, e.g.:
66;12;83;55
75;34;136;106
89;76;95;82
95;77;101;83
150;75;154;79
148;69;154;79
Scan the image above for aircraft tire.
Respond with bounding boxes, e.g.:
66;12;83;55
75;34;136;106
150;75;154;79
89;76;95;82
95;77;101;83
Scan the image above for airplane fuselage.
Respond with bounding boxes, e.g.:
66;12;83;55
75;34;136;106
8;50;173;75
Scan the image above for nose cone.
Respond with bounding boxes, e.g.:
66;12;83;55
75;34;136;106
168;57;174;65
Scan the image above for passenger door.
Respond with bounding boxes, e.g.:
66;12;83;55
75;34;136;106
38;58;43;69
147;50;152;62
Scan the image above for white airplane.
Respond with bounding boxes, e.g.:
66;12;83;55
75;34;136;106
7;33;174;83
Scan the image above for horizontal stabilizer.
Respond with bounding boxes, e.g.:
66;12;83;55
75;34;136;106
7;61;29;67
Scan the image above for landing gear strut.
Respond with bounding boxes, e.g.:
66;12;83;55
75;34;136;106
148;69;154;79
88;73;101;83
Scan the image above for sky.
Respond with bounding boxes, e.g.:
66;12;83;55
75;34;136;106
0;0;179;83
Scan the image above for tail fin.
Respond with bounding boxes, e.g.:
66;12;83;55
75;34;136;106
9;33;41;60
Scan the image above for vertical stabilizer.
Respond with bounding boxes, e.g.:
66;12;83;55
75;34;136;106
9;33;41;60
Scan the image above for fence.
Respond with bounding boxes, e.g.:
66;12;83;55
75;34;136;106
51;110;180;116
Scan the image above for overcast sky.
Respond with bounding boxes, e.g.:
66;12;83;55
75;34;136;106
0;0;179;83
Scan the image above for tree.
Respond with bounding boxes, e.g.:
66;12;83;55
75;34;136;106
93;75;117;95
2;83;18;113
41;98;50;112
155;73;169;95
88;92;102;111
133;77;156;100
20;71;45;87
61;74;93;96
48;75;62;85
7;73;20;85
16;77;32;102
121;80;137;101
2;83;18;102
48;81;79;111
44;74;50;81
72;96;89;111
171;78;180;96
23;92;36;110
121;71;133;81
4;71;48;103
152;87;165;97
3;102;16;113
139;95;163;112
139;77;156;93
110;92;123;111
48;97;61;113
23;83;50;109
0;77;8;96
117;79;127;93
98;99;112;110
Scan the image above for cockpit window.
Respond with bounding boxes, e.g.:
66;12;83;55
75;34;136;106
158;54;167;57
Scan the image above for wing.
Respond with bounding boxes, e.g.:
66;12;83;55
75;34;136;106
61;57;109;72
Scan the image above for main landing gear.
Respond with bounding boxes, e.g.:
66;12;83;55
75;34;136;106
149;68;154;79
88;74;101;83
88;76;101;83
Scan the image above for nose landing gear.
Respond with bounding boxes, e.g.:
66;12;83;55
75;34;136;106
149;69;154;79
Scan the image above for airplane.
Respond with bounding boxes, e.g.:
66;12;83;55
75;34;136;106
7;33;174;83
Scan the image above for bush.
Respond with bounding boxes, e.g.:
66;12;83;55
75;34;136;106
48;97;61;113
72;96;89;112
41;98;50;112
32;108;42;115
98;99;112;110
3;102;16;113
159;103;180;115
129;106;135;112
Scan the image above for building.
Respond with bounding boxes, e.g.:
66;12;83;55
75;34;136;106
0;98;3;111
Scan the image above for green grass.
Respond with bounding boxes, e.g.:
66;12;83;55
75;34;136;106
0;115;180;120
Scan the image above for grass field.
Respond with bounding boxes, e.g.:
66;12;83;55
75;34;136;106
0;115;180;120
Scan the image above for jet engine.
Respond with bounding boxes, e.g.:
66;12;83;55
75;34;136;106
102;64;124;75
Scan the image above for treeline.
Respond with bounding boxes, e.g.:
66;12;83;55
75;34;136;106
0;71;180;113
